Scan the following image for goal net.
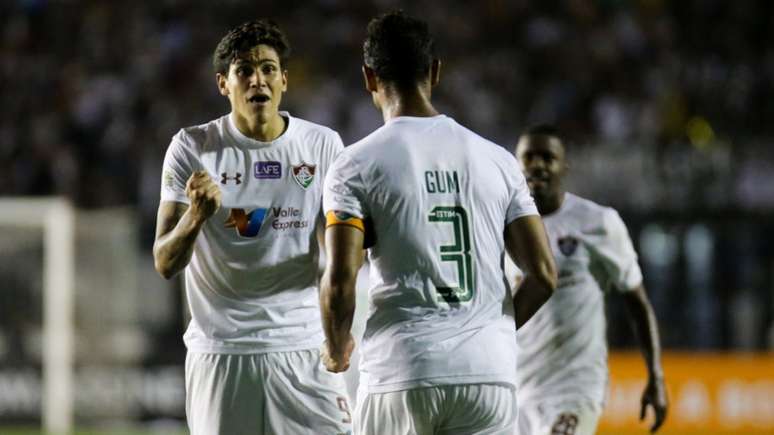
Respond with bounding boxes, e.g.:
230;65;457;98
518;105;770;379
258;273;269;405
0;197;186;434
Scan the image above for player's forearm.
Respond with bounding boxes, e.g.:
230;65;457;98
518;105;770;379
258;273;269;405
153;209;206;279
320;275;357;354
624;286;664;379
514;273;554;328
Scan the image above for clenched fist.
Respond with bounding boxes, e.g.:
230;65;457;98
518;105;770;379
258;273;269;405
186;171;221;222
320;335;355;373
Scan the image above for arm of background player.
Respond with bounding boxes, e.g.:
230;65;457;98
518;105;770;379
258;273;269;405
505;215;557;328
623;284;668;433
319;224;363;372
153;201;206;279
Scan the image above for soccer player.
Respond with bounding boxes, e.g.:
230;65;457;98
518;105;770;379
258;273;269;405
511;125;669;434
152;20;351;435
320;11;557;434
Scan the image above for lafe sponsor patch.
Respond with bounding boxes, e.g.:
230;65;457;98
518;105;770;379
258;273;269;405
254;161;282;179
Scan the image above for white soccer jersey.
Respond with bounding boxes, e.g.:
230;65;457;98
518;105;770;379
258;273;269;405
160;112;343;354
323;115;538;394
508;193;643;407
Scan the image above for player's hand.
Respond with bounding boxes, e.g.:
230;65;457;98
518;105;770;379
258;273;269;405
641;376;668;433
320;335;355;373
185;171;221;222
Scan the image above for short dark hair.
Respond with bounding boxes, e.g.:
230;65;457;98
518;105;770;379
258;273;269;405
213;19;291;75
524;124;561;139
363;11;435;88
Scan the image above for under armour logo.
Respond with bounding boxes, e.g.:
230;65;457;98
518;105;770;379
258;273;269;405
221;172;242;185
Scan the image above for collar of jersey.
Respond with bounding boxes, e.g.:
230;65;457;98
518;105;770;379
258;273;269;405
386;114;447;124
226;111;294;148
544;192;575;219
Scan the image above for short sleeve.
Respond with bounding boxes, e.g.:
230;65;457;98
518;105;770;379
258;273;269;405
589;208;643;292
504;155;539;223
331;133;345;156
160;132;196;204
503;254;524;296
323;152;368;219
316;132;346;218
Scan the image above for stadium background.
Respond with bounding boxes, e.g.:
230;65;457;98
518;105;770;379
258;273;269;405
1;0;773;433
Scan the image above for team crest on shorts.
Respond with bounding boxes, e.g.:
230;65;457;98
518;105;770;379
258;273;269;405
291;162;316;189
558;236;578;256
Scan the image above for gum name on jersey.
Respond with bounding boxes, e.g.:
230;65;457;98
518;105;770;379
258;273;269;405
425;170;460;194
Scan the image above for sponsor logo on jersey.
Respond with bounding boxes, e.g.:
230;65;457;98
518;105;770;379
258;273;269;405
227;206;310;236
269;206;309;230
558;236;578;256
291;162;316;189
254;161;282;179
162;170;174;188
221;172;242;185
227;208;267;237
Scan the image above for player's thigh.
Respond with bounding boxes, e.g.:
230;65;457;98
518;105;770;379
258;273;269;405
185;352;263;435
355;387;440;435
262;349;352;435
439;384;517;435
543;400;601;435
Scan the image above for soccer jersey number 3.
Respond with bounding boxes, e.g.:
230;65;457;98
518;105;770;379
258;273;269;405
428;205;474;303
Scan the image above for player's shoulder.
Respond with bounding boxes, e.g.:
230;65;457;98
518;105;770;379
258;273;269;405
564;193;626;231
447;118;521;167
288;114;339;137
286;113;342;147
173;115;229;147
173;115;228;151
337;123;393;164
564;193;611;216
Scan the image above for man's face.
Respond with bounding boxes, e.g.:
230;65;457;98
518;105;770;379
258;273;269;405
217;45;287;124
516;134;567;201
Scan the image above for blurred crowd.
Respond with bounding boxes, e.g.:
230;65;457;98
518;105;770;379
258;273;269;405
0;0;772;350
3;0;774;211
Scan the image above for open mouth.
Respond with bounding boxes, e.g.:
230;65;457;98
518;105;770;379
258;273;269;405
248;95;270;104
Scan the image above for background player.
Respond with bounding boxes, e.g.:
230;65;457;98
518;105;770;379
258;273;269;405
510;125;668;434
152;20;351;435
320;11;557;434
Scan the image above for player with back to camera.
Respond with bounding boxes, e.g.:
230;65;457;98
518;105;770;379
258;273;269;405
152;19;352;435
510;125;669;435
319;11;558;435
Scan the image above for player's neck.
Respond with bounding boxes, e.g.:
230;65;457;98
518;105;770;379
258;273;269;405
232;112;287;142
379;85;439;123
536;191;565;216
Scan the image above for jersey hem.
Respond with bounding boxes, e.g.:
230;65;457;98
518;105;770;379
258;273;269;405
184;339;323;355
516;383;607;408
362;373;516;394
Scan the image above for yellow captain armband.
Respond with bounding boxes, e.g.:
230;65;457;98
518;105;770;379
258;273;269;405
325;210;365;232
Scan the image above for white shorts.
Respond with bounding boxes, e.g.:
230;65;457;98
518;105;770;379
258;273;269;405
356;383;517;435
186;350;352;435
517;397;601;435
